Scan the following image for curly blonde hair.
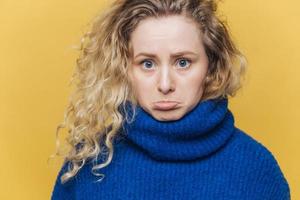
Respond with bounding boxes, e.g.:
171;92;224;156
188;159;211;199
49;0;247;184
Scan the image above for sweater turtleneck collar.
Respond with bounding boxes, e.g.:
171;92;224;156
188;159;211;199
118;98;235;161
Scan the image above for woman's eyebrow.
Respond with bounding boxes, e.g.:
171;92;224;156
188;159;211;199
134;51;198;59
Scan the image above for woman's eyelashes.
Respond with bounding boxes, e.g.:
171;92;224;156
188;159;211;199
139;58;192;70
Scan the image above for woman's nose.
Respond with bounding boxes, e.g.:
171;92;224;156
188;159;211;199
157;66;175;94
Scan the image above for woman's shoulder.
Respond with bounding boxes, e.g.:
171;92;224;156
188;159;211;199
51;159;77;200
229;127;284;169
225;127;291;199
230;127;283;164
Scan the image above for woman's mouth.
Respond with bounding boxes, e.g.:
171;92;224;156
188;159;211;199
153;101;179;111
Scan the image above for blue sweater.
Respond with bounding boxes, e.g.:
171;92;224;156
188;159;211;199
51;98;290;199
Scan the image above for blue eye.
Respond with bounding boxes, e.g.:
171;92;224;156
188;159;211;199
139;58;191;70
177;58;191;68
141;60;154;70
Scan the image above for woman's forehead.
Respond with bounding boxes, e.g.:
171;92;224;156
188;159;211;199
131;15;201;42
130;16;203;57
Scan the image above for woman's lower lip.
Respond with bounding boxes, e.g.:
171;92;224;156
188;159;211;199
153;102;179;110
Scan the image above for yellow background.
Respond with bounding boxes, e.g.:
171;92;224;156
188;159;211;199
0;0;299;199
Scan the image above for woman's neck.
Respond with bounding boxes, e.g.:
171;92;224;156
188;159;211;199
119;98;236;161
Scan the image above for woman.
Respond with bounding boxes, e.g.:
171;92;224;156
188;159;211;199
51;0;290;199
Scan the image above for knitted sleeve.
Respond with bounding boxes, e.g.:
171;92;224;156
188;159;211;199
255;145;291;200
51;160;76;200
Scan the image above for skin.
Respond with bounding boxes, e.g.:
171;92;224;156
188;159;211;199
128;15;209;121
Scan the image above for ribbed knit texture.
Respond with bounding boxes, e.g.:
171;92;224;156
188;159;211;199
51;98;291;200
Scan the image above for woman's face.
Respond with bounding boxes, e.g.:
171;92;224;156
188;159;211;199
128;15;209;121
